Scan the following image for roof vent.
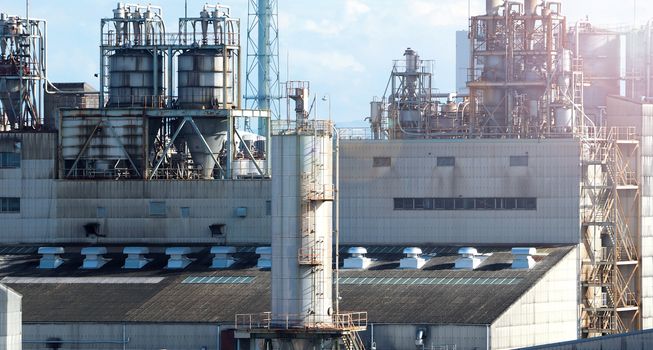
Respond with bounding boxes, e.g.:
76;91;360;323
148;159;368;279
123;247;150;269
166;247;193;269
511;247;537;269
400;247;427;269
343;247;371;270
38;247;64;269
211;246;237;268
256;246;272;269
454;247;481;270
81;247;109;269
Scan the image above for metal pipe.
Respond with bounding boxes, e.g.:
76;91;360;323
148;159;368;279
332;125;340;317
216;325;221;350
647;19;652;98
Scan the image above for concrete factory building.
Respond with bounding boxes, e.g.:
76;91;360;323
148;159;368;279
0;245;575;350
1;0;653;349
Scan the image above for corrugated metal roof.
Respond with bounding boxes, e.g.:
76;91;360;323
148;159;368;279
0;245;573;325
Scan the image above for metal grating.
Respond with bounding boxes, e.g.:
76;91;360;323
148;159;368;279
338;277;522;286
181;276;255;284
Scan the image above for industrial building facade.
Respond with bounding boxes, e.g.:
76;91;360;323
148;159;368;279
1;0;653;349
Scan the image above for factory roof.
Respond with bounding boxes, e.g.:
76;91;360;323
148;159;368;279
0;245;573;325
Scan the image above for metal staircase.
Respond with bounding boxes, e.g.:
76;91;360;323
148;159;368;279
580;126;640;336
342;331;366;350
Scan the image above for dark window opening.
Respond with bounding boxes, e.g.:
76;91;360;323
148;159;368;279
437;156;455;167
0;152;20;168
0;197;20;213
373;157;391;167
510;155;529;167
393;197;537;211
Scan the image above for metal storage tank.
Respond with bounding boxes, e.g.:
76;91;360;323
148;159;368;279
271;122;334;327
177;49;233;109
60;113;158;175
577;29;621;121
176;49;234;179
108;49;163;107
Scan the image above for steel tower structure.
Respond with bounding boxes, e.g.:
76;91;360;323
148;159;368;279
245;0;281;135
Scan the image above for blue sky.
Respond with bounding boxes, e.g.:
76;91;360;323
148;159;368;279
3;0;651;127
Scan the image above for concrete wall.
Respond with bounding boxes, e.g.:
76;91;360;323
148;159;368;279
490;247;578;349
339;139;581;245
360;324;487;350
0;133;58;243
0;284;22;350
521;328;653;350
23;323;220;350
0;131;272;245
55;180;271;244
639;102;653;329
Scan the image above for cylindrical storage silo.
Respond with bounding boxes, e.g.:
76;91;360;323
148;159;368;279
271;122;334;328
177;49;233;109
108;49;163;107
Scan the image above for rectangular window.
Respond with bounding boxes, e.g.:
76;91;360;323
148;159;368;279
149;201;166;217
0;152;20;168
266;200;272;216
0;198;20;213
437;156;455;167
393;197;536;211
96;207;107;218
510;155;529;167
373;157;391;167
180;207;190;218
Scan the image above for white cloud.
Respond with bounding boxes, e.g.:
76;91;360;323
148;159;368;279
345;0;370;21
292;50;365;73
303;19;344;36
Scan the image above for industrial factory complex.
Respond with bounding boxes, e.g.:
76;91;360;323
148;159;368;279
0;0;653;349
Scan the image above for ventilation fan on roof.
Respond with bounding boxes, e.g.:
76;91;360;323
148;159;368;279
81;247;109;269
256;246;272;269
166;247;193;269
38;247;65;269
123;247;150;269
211;246;236;268
343;247;371;270
400;247;428;269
